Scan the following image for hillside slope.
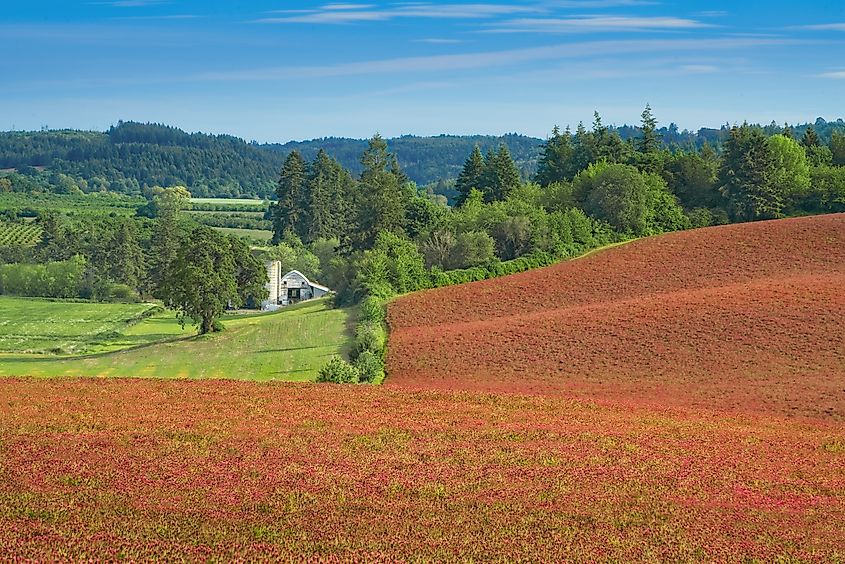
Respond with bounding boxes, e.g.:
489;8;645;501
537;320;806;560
386;214;845;420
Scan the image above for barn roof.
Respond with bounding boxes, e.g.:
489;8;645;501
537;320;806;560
282;270;330;293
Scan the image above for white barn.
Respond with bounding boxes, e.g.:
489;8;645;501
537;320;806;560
262;261;330;311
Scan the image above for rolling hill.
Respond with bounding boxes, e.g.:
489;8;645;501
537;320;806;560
386;214;845;420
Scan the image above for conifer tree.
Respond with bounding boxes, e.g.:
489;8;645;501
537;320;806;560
718;124;781;221
272;151;308;243
455;146;486;205
354;135;408;249
829;130;845;166
483;144;521;202
801;126;820;148
637;104;660;154
305;150;355;243
534;126;574;186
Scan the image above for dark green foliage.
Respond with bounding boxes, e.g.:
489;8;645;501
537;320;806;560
801;126;821;148
162;226;263;334
316;356;360;384
665;146;720;209
455;146;486;206
575;162;687;236
534;126;575;186
354;135;411;249
304;150;354;243
405;195;446;239
718;124;781;221
272;151;308;243
830;131;845;166
230;237;270;309
637;104;661;155
353;350;384;383
0;255;86;298
482;145;522;202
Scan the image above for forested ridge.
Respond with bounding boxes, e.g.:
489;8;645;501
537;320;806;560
3;118;844;199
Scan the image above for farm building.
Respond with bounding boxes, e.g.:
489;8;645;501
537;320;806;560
262;261;330;311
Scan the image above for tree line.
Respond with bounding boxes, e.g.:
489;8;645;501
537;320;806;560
0;187;268;334
4;118;843;200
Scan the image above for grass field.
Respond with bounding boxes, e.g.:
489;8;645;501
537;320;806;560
0;298;354;381
0;297;158;354
190;198;269;206
214;226;274;241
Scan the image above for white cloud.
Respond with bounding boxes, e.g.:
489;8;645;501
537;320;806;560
95;0;166;6
802;23;845;31
255;3;541;24
679;64;719;74
193;37;798;81
414;38;466;44
819;70;845;78
484;16;713;33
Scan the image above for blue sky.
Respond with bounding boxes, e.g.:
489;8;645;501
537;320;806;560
2;1;844;142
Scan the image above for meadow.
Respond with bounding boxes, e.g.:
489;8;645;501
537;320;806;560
0;297;158;354
214;226;274;242
0;298;354;381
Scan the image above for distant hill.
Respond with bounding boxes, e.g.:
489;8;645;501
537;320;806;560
1;118;843;198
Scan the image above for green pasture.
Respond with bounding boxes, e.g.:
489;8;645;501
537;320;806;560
214;227;274;241
0;297;158;354
190;197;270;206
0;298;354;382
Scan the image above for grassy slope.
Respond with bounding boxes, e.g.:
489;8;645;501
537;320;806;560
0;297;157;354
0;298;354;381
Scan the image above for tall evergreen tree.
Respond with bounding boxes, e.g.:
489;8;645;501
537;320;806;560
272;151;308;243
483;145;521;202
534;126;574;186
108;220;145;291
305;150;355;243
801;126;820;148
637;104;660;154
719;124;781;221
830;130;845;166
455;146;486;205
354;135;408;249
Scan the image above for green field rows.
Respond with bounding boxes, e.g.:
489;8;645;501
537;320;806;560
0;221;41;246
0;297;158;354
214;226;274;241
0;298;354;381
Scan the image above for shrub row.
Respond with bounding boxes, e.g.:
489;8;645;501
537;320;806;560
317;296;387;385
0;256;87;298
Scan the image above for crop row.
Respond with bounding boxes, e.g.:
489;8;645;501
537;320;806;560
0;222;41;246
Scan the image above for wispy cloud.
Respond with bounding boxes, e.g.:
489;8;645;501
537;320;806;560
802;23;845;31
547;1;656;6
484;16;714;34
193;37;800;81
819;70;845;78
414;38;466;44
255;3;541;24
114;14;201;20
94;0;167;6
